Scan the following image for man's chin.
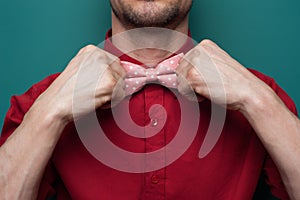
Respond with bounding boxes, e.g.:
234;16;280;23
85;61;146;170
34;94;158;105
111;0;190;29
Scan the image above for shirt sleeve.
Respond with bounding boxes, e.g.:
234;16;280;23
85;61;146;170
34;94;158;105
249;68;298;200
0;73;60;199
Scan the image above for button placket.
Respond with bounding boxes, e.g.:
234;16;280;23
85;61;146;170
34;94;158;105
151;174;160;184
143;85;166;200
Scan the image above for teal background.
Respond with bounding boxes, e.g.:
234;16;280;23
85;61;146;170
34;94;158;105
0;0;299;130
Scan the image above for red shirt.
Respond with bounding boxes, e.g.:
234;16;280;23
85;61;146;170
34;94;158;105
0;30;297;200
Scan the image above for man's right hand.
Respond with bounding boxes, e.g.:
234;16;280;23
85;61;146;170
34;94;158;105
0;45;126;200
33;45;126;123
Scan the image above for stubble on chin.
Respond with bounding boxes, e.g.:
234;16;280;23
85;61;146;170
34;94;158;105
111;0;192;29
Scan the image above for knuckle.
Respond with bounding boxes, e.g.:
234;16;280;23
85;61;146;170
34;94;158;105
186;48;200;59
106;77;117;88
78;44;97;54
187;68;198;79
84;44;96;51
190;48;201;57
76;45;95;55
100;95;112;105
185;50;201;66
190;55;201;65
186;68;193;78
97;52;108;61
194;86;203;94
200;39;215;46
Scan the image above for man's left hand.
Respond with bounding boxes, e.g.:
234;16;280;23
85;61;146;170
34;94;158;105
176;39;272;111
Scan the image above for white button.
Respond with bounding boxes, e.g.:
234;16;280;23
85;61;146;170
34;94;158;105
151;118;158;127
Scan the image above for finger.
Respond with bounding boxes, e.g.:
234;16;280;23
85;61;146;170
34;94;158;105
176;51;209;102
199;39;228;56
111;78;126;107
176;57;190;77
198;40;241;68
99;78;126;109
178;78;205;102
79;44;98;54
110;59;126;78
176;48;200;76
177;73;197;101
94;48;126;78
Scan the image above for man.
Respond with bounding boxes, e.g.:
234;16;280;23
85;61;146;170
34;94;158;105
0;0;299;199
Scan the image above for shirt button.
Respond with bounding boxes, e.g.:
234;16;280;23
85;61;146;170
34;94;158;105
151;118;158;127
151;174;160;184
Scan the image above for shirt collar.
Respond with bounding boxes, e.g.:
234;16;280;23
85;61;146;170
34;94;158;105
103;29;195;65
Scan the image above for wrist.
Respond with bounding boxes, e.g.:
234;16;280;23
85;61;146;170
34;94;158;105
27;98;70;129
239;84;280;118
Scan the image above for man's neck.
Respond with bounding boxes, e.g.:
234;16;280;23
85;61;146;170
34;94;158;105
111;12;189;66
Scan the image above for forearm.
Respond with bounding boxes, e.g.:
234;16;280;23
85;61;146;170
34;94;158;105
0;103;67;200
241;88;300;200
0;45;122;200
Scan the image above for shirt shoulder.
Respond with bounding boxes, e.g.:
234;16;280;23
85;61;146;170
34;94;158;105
248;68;298;115
0;73;60;145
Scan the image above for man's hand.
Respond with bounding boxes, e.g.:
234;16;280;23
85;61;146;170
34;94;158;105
176;39;273;111
33;45;126;123
177;39;300;200
0;45;126;200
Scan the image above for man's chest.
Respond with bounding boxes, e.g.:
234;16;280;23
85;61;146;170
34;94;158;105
52;85;265;200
